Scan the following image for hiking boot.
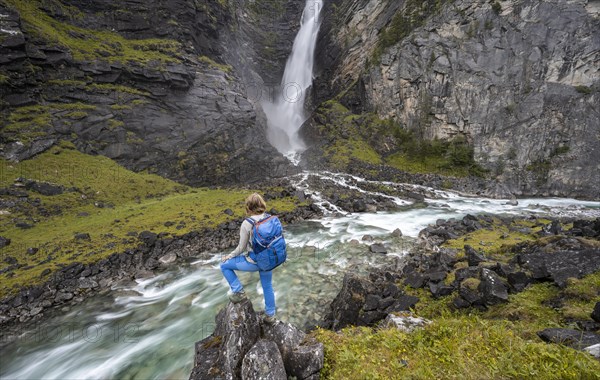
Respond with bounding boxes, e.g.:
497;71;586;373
229;291;246;303
263;314;277;324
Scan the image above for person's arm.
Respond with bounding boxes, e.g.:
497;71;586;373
222;220;251;261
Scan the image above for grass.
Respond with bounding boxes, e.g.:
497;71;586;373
0;143;303;298
442;218;543;258
313;270;600;379
198;56;232;73
2;102;98;142
314;101;486;178
3;0;182;65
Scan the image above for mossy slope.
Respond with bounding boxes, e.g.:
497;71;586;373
0;143;302;298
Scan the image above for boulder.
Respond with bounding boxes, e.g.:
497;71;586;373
592;302;600;323
519;249;600;288
191;300;260;380
465;245;486;267
537;328;600;350
478;269;508;305
369;243;387;254
191;300;323;380
379;312;431;333
584;344;600;358
241;340;286;380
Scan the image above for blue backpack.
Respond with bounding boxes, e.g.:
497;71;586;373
246;214;287;271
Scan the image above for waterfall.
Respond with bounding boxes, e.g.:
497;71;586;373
262;0;323;164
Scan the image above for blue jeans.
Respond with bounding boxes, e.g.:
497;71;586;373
220;255;276;316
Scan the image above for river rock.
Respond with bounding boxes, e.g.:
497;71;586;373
369;243;388;254
241;340;286;380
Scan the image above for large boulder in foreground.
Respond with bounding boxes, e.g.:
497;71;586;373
190;300;323;380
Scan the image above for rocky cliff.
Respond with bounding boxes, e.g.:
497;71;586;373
306;0;600;199
0;0;304;186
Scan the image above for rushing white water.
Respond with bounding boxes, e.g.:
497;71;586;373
1;177;599;379
263;0;324;163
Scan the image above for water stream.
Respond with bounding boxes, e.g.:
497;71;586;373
1;177;599;379
262;0;323;163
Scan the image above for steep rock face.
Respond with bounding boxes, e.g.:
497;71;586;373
0;0;303;186
311;0;600;199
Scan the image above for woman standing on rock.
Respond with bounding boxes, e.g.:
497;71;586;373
220;193;286;324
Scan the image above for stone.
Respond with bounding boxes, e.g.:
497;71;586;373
54;292;74;302
479;269;508;305
0;236;11;248
465;245;486;267
139;231;158;246
191;300;260;380
380;313;431;333
263;321;324;380
537;328;600;350
74;233;91;241
592;302;600;323
369;243;387;254
223;209;234;216
519;249;600;288
506;271;530;292
352;199;367;212
361;234;374;242
158;252;177;265
391;228;403;237
584;343;600;358
241;340;286;380
404;272;427;288
386;295;420;313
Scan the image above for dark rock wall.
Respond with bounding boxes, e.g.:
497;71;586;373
0;0;305;186
310;0;600;199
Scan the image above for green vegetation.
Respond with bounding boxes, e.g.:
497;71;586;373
3;0;182;65
313;100;486;178
372;0;452;63
0;73;9;84
2;102;97;142
198;56;232;73
574;86;592;95
85;83;149;96
491;1;502;14
313;269;600;379
550;145;570;157
0;144;303;298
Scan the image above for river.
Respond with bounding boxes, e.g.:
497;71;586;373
1;172;599;379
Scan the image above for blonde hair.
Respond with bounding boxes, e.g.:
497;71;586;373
245;193;267;215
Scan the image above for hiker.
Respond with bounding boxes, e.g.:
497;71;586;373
220;193;286;323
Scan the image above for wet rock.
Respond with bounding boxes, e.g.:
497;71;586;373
391;228;403;237
352;199;367;212
241;340;286;380
361;234;373;242
54;291;74;303
369;243;387;254
537;328;600;350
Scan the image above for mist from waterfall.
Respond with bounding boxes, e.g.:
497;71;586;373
262;0;323;164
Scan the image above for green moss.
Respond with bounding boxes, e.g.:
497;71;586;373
47;79;87;87
131;99;149;106
313;315;599;379
574;85;592;95
4;0;181;65
0;73;9;84
326;138;382;169
491;1;502;14
461;278;481;291
86;83;148;96
64;111;87;119
372;0;452;64
110;104;133;111
198;55;232;73
0;145;302;298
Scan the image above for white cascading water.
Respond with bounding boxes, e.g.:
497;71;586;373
262;0;323;164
